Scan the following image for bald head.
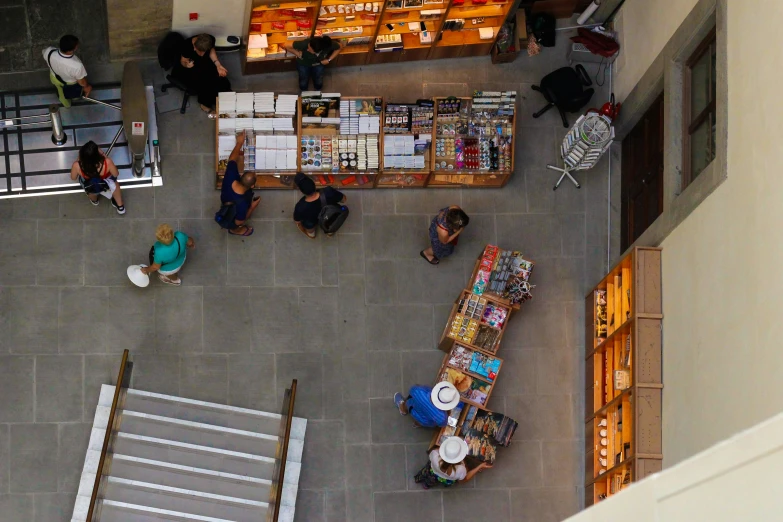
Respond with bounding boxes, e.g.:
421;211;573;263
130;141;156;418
240;172;257;189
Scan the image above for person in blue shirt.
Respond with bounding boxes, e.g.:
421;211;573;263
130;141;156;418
220;131;260;236
140;223;195;286
393;382;460;428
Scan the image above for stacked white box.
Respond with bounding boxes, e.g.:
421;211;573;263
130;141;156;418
276;94;298;116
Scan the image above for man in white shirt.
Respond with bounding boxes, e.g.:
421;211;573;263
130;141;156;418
43;35;92;107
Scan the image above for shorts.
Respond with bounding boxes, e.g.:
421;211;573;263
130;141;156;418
159;257;186;276
87;177;117;200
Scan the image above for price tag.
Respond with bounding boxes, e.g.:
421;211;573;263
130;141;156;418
131;121;145;136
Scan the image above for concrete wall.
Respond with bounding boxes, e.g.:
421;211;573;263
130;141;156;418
658;0;783;467
0;0;109;73
613;0;700;100
172;0;249;39
564;410;783;521
107;0;174;61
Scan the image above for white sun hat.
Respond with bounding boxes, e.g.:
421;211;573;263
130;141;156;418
431;381;460;411
127;264;150;288
439;436;469;464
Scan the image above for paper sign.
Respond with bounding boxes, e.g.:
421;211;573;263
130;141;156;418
131;121;145;136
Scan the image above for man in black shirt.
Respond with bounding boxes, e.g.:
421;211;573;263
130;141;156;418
293;172;346;238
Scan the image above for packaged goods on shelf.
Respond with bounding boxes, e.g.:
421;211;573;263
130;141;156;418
248;34;268;49
472;245;534;305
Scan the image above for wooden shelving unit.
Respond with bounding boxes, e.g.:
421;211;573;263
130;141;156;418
241;0;514;74
213;92;516;190
428;96;514;188
584;247;663;507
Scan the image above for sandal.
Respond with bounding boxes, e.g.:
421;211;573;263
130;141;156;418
200;104;217;119
229;226;254;236
158;274;181;286
297;222;316;239
394;393;407;415
420;250;439;265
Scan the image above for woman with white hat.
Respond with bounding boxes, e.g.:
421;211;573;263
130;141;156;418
413;436;492;489
393;381;461;428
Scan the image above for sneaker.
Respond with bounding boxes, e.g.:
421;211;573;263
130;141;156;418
394;393;407;415
89;198;99;206
110;197;126;215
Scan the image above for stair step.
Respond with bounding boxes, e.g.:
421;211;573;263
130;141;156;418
119;411;279;457
99;500;240;522
110;454;272;502
105;477;267;522
125;389;283;436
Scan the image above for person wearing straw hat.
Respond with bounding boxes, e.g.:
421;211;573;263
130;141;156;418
413;436;492;489
393;382;460;428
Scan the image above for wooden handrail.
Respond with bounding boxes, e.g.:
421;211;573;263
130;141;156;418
269;379;297;522
85;349;132;522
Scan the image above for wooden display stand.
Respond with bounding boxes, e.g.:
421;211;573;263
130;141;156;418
300;95;382;188
428;245;534;451
584;247;663;506
428;96;513;188
213;93;516;190
214;95;302;190
241;0;515;74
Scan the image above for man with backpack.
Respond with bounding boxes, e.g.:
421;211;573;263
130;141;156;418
43;35;92;107
293;172;347;238
216;131;260;236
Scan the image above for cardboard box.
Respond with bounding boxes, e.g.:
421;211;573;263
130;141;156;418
515;10;527;47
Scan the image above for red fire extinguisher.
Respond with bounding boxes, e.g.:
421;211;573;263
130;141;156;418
589;93;622;121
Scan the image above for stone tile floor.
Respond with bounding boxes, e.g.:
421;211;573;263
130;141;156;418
0;34;614;521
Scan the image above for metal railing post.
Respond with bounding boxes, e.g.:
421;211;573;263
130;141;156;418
49;104;67;146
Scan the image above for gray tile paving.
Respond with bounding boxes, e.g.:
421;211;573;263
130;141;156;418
0;35;612;521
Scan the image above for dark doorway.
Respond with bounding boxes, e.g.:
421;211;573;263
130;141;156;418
621;93;664;251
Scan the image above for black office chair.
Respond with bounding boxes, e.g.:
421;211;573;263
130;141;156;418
531;64;594;128
157;32;193;114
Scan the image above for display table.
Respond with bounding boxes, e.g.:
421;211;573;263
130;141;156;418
426;245;535;466
213;91;516;190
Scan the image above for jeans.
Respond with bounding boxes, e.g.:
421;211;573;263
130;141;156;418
297;64;325;91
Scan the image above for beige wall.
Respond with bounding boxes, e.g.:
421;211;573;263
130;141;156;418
659;0;783;466
613;0;700;100
172;0;249;39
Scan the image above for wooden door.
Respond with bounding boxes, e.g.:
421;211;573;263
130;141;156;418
621;93;664;251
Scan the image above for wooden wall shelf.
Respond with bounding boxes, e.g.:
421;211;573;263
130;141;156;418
241;0;514;72
584;247;663;507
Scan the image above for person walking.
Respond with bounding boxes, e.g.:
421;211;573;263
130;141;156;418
140;224;195;286
421;206;470;265
393;382;460;428
69;141;126;214
413;436;492;489
283;36;342;92
293;172;346;239
43;35;92;107
171;33;232;117
219;131;260;236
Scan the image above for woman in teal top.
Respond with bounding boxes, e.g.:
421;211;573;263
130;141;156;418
140;223;195;286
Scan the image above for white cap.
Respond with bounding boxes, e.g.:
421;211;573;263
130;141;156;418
439;436;469;464
431;381;460;411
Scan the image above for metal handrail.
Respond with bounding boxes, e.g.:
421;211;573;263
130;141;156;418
267;379;297;522
85;349;133;521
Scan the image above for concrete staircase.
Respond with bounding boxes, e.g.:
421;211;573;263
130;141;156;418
72;385;306;522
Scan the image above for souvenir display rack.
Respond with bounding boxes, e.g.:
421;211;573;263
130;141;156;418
214;92;302;189
428;244;533;457
299;94;382;188
241;0;515;74
376;100;435;188
584;247;663;506
428;93;515;188
212;92;516;189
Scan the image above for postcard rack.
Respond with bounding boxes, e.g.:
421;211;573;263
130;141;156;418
428;244;534;458
584;247;663;506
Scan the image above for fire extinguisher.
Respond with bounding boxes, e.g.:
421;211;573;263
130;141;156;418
589;93;622;121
